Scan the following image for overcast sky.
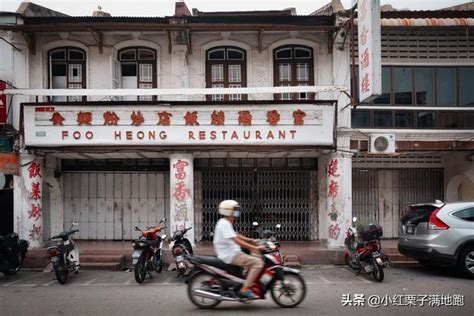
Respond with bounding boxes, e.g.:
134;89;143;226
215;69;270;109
0;0;469;16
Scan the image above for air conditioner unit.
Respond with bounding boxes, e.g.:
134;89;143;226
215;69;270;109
369;133;396;154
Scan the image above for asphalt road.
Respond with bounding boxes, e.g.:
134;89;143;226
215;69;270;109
0;265;472;316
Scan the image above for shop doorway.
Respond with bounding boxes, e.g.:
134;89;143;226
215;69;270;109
201;168;316;241
352;168;444;238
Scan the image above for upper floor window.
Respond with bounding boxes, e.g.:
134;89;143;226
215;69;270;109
119;47;157;101
49;47;86;102
354;66;474;107
206;47;247;101
352;66;474;129
273;45;314;101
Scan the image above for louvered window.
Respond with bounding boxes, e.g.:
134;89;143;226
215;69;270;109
355;30;474;59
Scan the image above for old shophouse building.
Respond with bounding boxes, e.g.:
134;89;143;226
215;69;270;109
349;5;474;238
0;1;473;250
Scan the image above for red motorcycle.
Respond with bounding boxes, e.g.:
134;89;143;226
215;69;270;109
185;229;306;309
344;217;387;282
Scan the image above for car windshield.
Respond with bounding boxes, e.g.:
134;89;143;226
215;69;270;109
401;205;438;225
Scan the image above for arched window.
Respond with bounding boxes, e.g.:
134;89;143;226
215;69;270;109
49;47;86;102
206;46;247;101
118;47;157;101
273;45;314;101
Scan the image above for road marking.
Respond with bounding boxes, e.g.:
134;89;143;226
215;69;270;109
317;276;333;284
161;277;173;285
339;267;352;273
42;280;57;287
2;273;42;287
19;284;37;287
122;278;133;285
356;276;372;284
80;278;98;286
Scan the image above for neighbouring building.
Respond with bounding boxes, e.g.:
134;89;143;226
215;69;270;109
0;1;472;250
348;4;474;237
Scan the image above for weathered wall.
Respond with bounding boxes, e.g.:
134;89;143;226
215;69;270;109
444;152;474;202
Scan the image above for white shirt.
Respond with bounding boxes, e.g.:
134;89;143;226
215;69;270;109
213;218;242;264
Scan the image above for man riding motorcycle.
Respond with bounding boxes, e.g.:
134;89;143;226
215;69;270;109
213;200;265;299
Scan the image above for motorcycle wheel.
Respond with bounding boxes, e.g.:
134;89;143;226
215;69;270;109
187;272;222;309
134;254;147;283
270;272;306;308
372;263;384;282
55;268;68;285
4;253;24;276
344;254;358;270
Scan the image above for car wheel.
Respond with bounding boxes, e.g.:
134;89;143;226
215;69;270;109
458;246;474;279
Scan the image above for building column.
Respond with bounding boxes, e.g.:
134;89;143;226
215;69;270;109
14;153;44;248
169;153;195;245
326;153;352;249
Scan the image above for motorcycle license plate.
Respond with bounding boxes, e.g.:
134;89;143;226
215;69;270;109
51;256;59;262
406;225;415;234
372;251;380;258
176;255;183;261
132;250;142;264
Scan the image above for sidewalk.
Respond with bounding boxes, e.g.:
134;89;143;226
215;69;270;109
23;239;400;269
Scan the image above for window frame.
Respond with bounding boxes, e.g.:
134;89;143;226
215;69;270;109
205;46;247;102
48;47;87;102
353;65;473;107
118;46;157;101
452;207;474;222
273;45;314;101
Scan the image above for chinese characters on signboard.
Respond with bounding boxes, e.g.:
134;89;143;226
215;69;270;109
357;0;382;102
170;155;194;244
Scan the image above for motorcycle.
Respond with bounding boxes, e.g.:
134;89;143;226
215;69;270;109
168;225;193;276
185;224;306;309
344;217;388;282
132;218;167;283
0;233;29;277
46;222;80;284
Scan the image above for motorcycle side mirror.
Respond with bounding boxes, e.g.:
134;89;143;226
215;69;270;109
72;222;78;226
352;217;357;223
252;222;259;227
275;224;282;229
134;226;140;231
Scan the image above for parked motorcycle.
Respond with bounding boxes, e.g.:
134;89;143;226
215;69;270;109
344;217;387;282
46;222;80;284
168;225;193;276
132;218;167;283
0;233;29;277
185;224;306;309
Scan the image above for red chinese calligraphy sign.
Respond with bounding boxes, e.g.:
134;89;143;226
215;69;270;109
28;161;41;179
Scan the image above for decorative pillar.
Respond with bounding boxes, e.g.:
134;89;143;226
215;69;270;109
326;153;352;249
169;154;194;245
16;154;44;248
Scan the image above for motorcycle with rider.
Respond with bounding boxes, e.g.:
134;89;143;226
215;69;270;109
185;200;306;308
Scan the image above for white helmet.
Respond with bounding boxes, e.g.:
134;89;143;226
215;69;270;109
218;200;240;216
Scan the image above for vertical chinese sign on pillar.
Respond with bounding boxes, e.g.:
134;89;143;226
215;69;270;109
0;81;7;123
23;159;43;248
169;154;194;245
357;0;381;102
327;158;344;248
